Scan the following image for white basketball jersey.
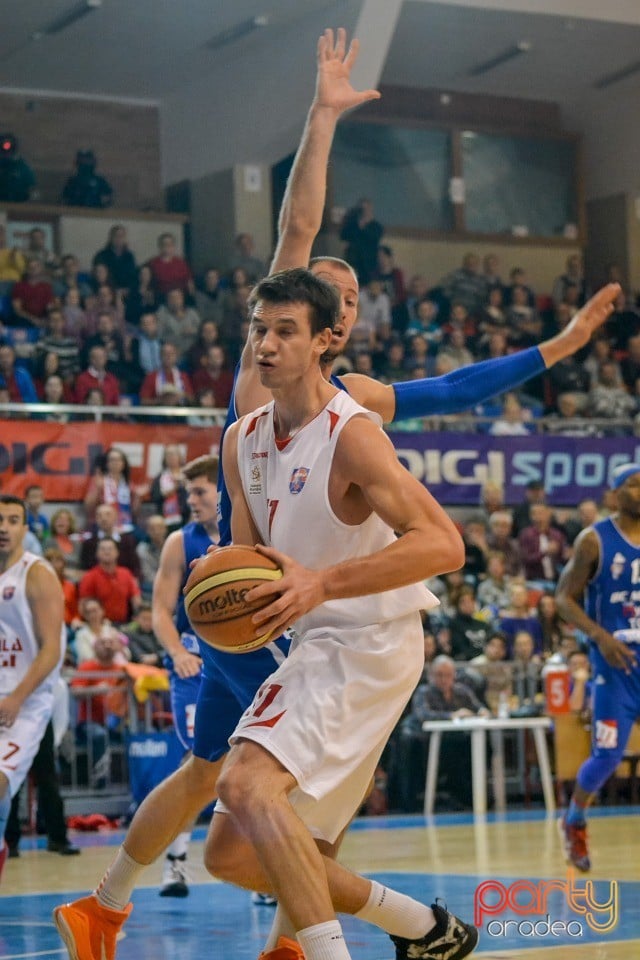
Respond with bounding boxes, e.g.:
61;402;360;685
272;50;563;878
0;552;64;698
237;390;438;635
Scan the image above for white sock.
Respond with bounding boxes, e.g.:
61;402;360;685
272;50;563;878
166;831;190;859
355;880;435;940
297;921;351;960
94;846;146;911
263;904;297;950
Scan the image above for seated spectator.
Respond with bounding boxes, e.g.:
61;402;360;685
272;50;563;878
149;232;193;300
84;447;141;535
505;266;535;308
157;287;201;357
470;631;512;714
228;233;266;283
194;268;225;326
447;301;478;342
139;343;194;407
150;445;189;532
536;592;564;655
404;297;442;352
53;253;93;301
80;503;140;577
621;332;640;392
73;597;129;664
124;263;158;326
356;277;391;350
584;335;621;390
499;582;543;655
511;630;542;704
0;341;37;402
590;360;636;425
340;197;384;284
449;586;494;660
436;326;474;371
377;338;408;384
519;503;567;584
188;387;219;426
478;328;510;362
482;253;503;292
136;515;167;598
10;258;54;328
24;226;58;275
62;149;113;209
489;392;534;436
129;310;162;381
33;308;81;385
405;655;489;808
441;252;486;317
45;507;83;581
511;479;546;537
123;602;165;666
376;245;406;316
552;253;586;308
84;283;126;339
184;319;221;374
480;480;505;520
75;345;121;406
92;224;137;295
79;537;141;625
479;285;507;331
191;344;233;407
219;281;251;363
607;289;640;351
562;498;600;546
25;484;49;543
403;274;432;328
43;546;79;629
61;287;89;345
476;551;511;614
0;223;25;289
70;634;127;789
82;311;128;386
506;285;542;348
39;374;71;420
462;515;489;584
545;392;597;437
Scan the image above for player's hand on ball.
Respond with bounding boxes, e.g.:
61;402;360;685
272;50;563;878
597;632;638;673
248;544;326;638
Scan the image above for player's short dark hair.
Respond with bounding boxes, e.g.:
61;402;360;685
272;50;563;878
249;267;338;336
0;495;26;522
183;454;219;484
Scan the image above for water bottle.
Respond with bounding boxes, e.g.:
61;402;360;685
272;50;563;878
497;691;510;719
541;658;570;715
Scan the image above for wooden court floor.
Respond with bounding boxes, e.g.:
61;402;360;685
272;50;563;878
2;807;639;959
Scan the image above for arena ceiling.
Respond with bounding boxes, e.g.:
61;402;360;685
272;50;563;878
0;0;640;111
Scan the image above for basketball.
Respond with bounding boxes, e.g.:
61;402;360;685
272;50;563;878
183;545;282;653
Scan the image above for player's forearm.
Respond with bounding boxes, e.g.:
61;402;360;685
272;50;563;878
538;328;586;368
321;527;463;602
271;104;339;272
556;591;603;642
11;647;61;709
153;607;183;658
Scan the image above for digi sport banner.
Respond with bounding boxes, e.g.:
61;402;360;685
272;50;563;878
0;420;222;501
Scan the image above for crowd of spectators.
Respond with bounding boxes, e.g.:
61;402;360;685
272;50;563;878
0;224;267;412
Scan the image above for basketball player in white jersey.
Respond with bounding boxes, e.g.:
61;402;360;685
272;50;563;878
0;494;65;882
205;268;477;960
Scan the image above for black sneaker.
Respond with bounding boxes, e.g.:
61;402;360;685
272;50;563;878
390;901;478;959
159;853;189;897
47;840;81;856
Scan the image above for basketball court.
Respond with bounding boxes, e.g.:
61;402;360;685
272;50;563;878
3;806;639;958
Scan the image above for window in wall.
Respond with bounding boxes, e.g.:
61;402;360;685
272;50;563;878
461;132;577;238
331;122;454;232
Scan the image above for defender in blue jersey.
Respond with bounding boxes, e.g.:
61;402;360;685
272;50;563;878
557;463;640;871
148;455;219;897
54;28;622;960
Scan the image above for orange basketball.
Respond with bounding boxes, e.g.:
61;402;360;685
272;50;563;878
183;545;282;653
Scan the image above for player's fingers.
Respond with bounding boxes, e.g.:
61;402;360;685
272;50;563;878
317;33;327;61
254;542;290;569
324;27;334;55
356;89;381;104
343;36;359;69
335;27;346;59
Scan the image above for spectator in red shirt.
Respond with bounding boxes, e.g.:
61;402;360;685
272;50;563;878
191;344;233;407
11;257;55;327
75;345;121;405
518;503;568;584
79;537;141;625
139;342;193;406
148;232;193;300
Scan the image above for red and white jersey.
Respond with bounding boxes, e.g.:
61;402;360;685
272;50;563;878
237;390;438;634
0;552;64;699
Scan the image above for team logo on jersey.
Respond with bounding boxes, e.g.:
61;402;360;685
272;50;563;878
289;467;310;494
595;719;618;749
610;552;626;580
249;465;262;495
2;586;14;600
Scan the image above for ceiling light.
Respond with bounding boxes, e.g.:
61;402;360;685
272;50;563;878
594;60;640;90
468;41;532;78
205;15;269;52
32;0;102;40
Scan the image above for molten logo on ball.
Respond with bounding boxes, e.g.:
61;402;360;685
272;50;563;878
198;587;253;620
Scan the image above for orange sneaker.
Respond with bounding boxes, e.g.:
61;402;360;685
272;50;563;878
258;936;305;959
559;816;591;872
53;895;132;960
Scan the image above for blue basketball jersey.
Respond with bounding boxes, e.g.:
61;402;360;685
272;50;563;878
586;517;640;636
175;521;217;637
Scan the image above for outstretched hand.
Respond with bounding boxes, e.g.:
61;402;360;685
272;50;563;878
315;27;380;115
562;282;621;349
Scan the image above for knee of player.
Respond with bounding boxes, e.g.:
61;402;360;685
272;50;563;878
203;821;241;880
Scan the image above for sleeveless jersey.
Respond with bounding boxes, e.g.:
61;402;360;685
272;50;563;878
237;390;437;635
0;552;64;698
586;517;640;636
217;367;347;548
175;521;217;651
